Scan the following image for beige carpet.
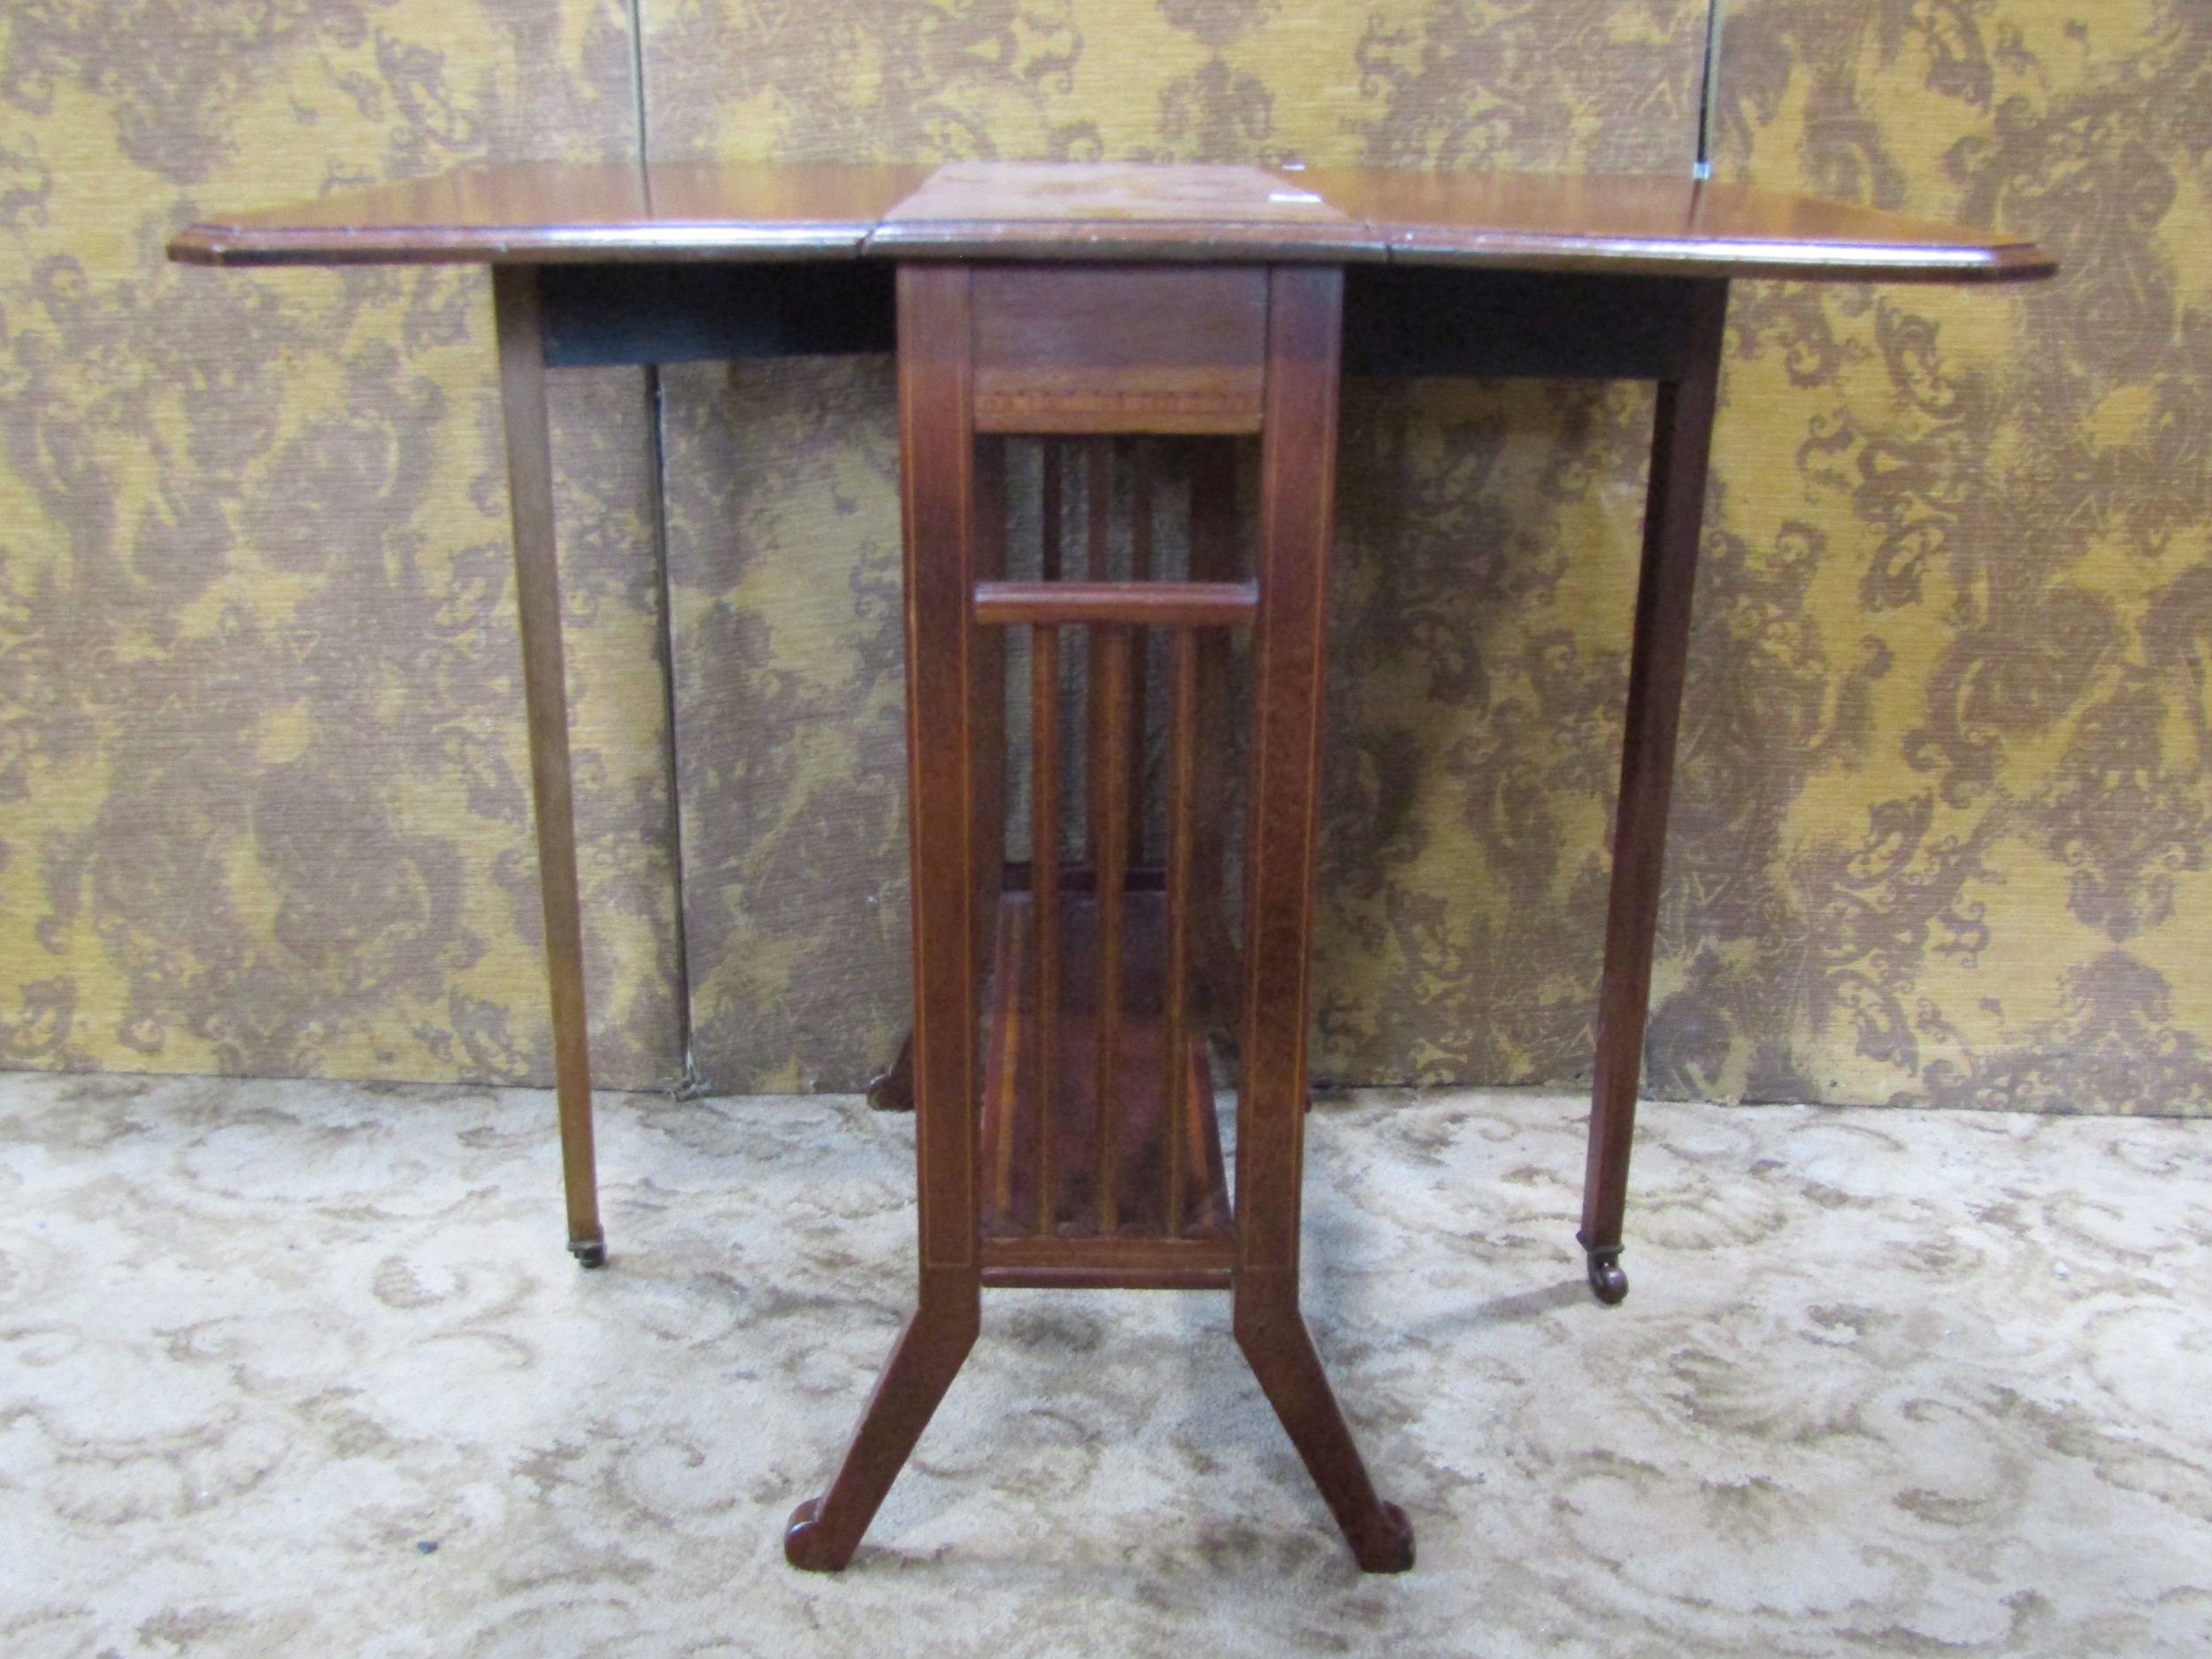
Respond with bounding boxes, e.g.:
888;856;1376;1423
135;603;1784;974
2;1072;2208;1657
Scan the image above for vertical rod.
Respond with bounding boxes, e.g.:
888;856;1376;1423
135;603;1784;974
1091;624;1132;1234
1082;436;1113;871
1126;440;1155;863
1164;627;1199;1235
1187;439;1241;1027
491;265;603;1268
1041;440;1063;582
1030;624;1062;1236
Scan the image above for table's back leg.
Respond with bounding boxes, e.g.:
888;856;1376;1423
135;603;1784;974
1232;266;1412;1574
787;265;985;1571
1578;278;1730;1305
492;266;603;1269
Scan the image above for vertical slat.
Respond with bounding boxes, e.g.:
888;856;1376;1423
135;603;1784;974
1091;624;1131;1234
1164;627;1199;1235
1126;440;1154;863
1030;624;1062;1236
972;437;1008;979
1041;440;1063;582
1081;437;1111;872
491;265;603;1268
1187;439;1241;1027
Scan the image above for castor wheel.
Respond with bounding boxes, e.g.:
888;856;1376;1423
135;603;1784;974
1584;1245;1627;1304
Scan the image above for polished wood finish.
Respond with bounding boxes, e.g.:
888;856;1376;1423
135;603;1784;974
789;257;1411;1574
977;892;1229;1244
1028;627;1062;1234
1577;280;1732;1307
1089;625;1133;1234
784;265;983;1574
491;267;603;1269
174;160;2055;1566
972;580;1258;628
971;265;1269;432
1303;167;2052;282
173;161;2048;283
168;160;932;266
1233;268;1414;1573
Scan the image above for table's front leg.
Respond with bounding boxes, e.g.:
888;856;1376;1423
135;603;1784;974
786;264;983;1572
1578;279;1730;1304
492;265;603;1268
1234;266;1412;1573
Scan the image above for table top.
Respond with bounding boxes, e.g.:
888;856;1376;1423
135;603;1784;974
168;161;2052;285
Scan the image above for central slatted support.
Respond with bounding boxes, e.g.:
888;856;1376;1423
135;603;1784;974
787;263;1413;1577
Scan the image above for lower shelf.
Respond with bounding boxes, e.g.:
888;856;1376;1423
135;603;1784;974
978;887;1232;1284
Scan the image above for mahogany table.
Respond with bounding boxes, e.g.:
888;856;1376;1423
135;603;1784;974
173;162;2047;1571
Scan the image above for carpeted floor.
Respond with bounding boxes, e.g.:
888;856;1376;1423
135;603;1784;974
2;1071;2208;1658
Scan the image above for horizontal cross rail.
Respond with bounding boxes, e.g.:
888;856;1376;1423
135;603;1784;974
972;580;1258;629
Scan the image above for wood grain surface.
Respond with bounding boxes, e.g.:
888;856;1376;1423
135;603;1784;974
171;161;2051;281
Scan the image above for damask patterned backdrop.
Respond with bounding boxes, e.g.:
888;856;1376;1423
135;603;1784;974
2;3;2206;1115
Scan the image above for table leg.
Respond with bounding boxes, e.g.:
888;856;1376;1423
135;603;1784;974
1233;266;1411;1573
492;266;603;1269
787;265;984;1571
1578;279;1730;1305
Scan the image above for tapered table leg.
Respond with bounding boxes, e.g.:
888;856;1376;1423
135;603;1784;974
492;266;603;1269
1578;279;1730;1305
1233;266;1411;1573
787;265;985;1571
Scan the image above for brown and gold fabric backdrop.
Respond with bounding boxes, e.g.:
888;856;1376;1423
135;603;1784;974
3;3;2207;1115
0;2;683;1087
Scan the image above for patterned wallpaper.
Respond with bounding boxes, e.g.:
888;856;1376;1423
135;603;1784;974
1667;0;2212;1110
0;2;683;1087
4;3;2207;1116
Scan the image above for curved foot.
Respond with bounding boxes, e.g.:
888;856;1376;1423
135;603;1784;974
1356;1502;1416;1574
568;1236;608;1270
865;1033;914;1112
784;1498;845;1571
1584;1245;1627;1305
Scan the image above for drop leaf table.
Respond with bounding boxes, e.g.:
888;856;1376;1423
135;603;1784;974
173;161;2048;1570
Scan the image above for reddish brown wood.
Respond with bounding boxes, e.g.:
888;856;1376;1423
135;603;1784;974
1187;440;1244;1030
1090;626;1133;1236
1040;441;1064;581
169;160;932;265
1164;628;1199;1236
491;266;603;1269
174;161;2052;283
1127;442;1156;864
972;439;1009;982
1029;626;1062;1235
1577;280;1732;1309
1295;167;2054;283
786;265;982;1573
864;1032;914;1111
973;580;1258;628
972;266;1271;433
977;893;1229;1244
1233;265;1412;1574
